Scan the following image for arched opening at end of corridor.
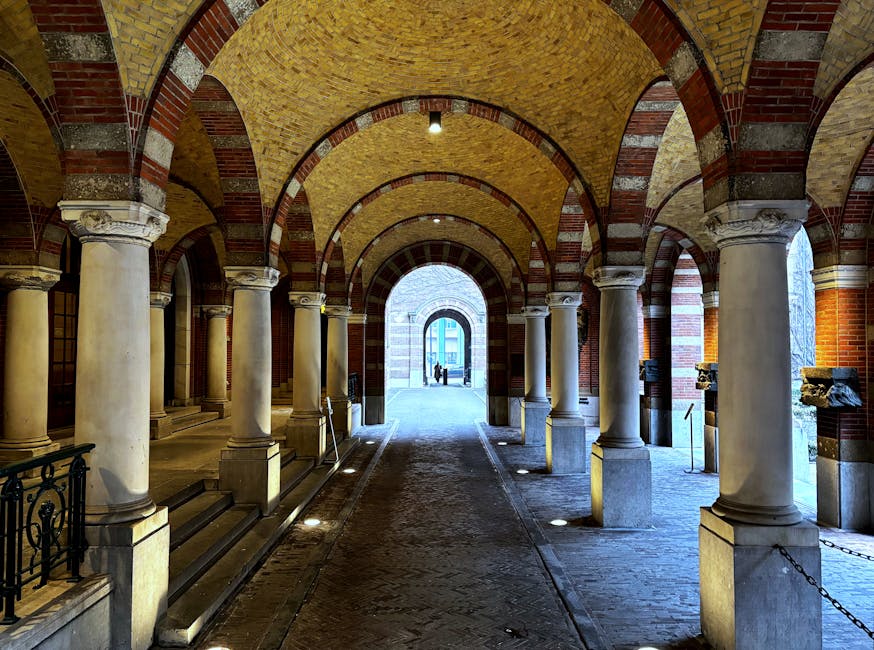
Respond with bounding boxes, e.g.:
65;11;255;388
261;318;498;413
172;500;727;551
380;265;488;422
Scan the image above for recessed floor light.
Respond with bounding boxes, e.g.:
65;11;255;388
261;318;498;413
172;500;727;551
550;519;568;527
497;441;508;446
342;468;356;474
365;440;376;445
303;518;321;526
516;469;529;475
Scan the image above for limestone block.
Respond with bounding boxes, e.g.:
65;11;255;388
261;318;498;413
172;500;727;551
219;444;281;515
149;415;173;440
699;508;821;650
521;400;549;446
546;416;586;474
816;456;870;530
285;415;326;459
591;443;651;527
365;396;385;425
201;400;231;419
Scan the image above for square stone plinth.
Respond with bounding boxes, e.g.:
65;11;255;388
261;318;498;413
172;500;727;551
149;414;173;440
521;401;550;446
84;507;169;650
201;399;231;419
817;456;870;529
285;413;327;458
545;416;586;474
699;507;821;650
591;443;651;527
219;443;281;515
704;425;719;473
328;398;352;440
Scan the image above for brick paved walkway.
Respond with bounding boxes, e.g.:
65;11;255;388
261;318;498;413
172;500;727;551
197;388;874;650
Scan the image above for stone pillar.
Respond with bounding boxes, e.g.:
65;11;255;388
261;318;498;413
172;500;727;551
149;292;173;439
699;201;820;650
201;305;232;418
545;293;585;473
348;313;366;433
591;266;651;527
286;292;327;458
810;265;869;528
60;200;170;650
0;266;61;464
326;305;352;440
521;305;549;446
640;303;670;446
701;290;720;473
220;267;281;515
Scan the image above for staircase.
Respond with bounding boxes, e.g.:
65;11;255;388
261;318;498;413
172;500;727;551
155;440;358;647
166;406;220;434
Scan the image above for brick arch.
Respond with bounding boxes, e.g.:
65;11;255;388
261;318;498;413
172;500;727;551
343;213;524;302
604;80;681;266
819;136;874;263
322;172;547;286
362;241;509;425
189;76;265;265
154;224;223;294
0;141;37;259
324;234;346;305
645;225;715;299
810;58;874;143
727;1;845;204
0;55;61;144
555;185;600;292
30;0;130;199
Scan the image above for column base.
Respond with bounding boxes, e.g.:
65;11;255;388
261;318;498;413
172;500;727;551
508;396;522;428
545;416;586;474
327;398;352;440
149;414;173;440
704;424;719;473
672;401;703;448
640;397;670;445
521;400;549;446
201;399;231;419
817;455;870;529
591;442;651;527
84;507;169;650
488;394;509;426
351;403;362;434
0;440;59;464
364;396;384;425
699;507;821;650
219;443;281;515
285;413;327;458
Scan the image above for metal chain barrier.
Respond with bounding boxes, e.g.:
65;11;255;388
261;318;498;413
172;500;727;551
775;544;874;640
821;538;874;561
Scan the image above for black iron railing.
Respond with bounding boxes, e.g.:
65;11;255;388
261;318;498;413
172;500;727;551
348;372;360;403
0;443;93;624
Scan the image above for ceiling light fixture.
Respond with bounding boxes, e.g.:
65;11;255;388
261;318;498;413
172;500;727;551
429;111;442;134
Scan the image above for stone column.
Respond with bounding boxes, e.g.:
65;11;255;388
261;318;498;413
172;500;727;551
149;291;173;439
545;292;585;473
640;303;670;446
326;305;352;440
698;201;820;650
286;292;327;458
701;290;719;473
219;267;281;515
521;305;549;446
348;313;366;433
201;305;232;418
0;266;61;464
60;200;170;650
591;266;651;527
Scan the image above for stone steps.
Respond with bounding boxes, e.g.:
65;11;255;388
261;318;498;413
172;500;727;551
170;411;220;434
155;438;358;647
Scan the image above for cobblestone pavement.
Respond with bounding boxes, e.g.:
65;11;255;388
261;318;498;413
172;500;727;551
199;386;582;649
198;388;874;650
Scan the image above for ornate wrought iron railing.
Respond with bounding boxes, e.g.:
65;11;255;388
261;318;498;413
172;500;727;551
0;443;93;624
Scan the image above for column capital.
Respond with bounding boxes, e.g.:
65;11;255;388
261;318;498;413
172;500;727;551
521;305;549;319
325;305;352;319
546;292;582;309
225;266;279;291
348;313;367;325
592;265;644;289
810;265;868;291
201;304;232;318
288;291;326;308
703;200;806;248
702;290;719;309
506;313;526;325
0;266;61;291
59;200;168;246
149;291;172;309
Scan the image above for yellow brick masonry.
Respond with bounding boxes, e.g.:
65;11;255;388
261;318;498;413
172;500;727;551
0;0;54;98
646;105;700;211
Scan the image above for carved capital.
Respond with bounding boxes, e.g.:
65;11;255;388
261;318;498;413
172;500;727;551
201;304;232;318
288;291;326;308
225;266;279;291
521;305;549;319
0;266;61;291
149;291;172;309
703;201;806;249
60;200;168;246
800;367;862;409
810;265;868;291
592;265;645;289
702;291;719;309
695;362;719;392
348;313;367;325
546;292;582;309
324;305;352;319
